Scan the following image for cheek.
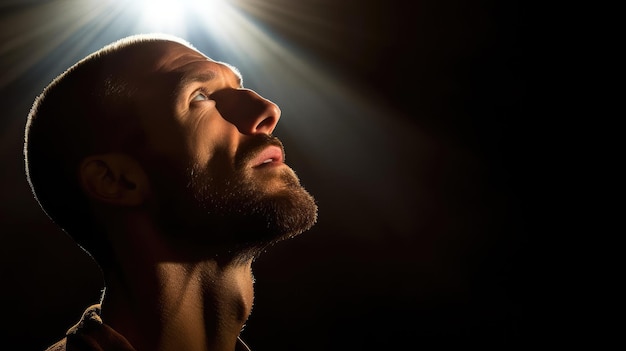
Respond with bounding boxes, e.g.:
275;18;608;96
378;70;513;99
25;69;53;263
140;115;188;162
186;113;237;168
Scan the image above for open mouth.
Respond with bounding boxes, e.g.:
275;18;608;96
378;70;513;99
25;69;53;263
251;145;284;168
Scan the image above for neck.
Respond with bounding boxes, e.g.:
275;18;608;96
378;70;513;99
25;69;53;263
100;218;255;351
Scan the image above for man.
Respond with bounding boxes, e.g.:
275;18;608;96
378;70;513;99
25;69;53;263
24;33;318;351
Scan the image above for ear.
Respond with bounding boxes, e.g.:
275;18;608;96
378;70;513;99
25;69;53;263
79;153;150;206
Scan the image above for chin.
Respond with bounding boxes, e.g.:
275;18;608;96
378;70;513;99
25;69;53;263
235;175;318;247
165;166;318;259
265;186;318;241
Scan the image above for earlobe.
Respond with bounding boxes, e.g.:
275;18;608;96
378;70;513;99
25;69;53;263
79;154;150;206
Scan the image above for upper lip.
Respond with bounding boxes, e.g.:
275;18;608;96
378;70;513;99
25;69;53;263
251;145;284;167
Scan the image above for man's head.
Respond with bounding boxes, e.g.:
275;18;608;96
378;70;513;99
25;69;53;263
25;34;317;266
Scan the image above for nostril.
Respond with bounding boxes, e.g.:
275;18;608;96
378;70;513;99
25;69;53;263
256;116;278;134
254;101;280;134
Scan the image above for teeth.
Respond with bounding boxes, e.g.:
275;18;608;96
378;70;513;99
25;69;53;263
263;159;273;164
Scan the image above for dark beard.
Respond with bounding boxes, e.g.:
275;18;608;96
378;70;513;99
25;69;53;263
159;135;317;261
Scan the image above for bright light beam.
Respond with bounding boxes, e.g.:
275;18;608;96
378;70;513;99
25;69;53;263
135;0;185;35
133;0;229;36
141;0;184;29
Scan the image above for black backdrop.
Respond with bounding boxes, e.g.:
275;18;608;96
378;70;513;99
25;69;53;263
1;1;530;349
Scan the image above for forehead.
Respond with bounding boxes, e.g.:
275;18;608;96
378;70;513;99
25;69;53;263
150;41;242;87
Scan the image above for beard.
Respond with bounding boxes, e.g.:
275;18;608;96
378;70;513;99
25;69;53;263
157;135;317;261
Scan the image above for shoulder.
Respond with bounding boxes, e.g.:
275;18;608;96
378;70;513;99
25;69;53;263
44;338;67;351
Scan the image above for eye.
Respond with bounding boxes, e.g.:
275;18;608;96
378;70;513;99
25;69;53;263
191;89;210;102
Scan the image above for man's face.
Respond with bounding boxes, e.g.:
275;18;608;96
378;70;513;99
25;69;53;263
125;41;317;253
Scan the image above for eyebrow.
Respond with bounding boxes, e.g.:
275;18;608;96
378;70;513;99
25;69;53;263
173;72;214;103
177;72;217;92
174;69;243;99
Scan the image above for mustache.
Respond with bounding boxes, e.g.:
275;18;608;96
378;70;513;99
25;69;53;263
235;134;285;170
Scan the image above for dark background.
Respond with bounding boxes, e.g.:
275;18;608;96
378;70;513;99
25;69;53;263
1;0;530;350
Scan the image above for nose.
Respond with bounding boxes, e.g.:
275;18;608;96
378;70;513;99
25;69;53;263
212;88;281;135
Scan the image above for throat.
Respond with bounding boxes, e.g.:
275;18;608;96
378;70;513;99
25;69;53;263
162;262;255;351
104;260;255;351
